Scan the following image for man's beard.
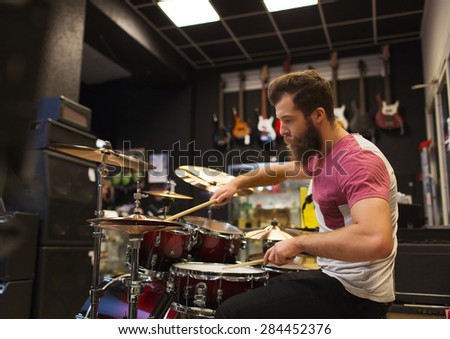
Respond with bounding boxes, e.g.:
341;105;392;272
285;118;322;168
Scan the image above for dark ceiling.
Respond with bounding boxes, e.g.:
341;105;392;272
125;0;425;69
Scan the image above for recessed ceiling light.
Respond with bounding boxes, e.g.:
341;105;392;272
158;0;220;27
263;0;318;12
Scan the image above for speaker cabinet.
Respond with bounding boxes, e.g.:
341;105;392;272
32;246;92;319
395;243;450;306
30;118;97;149
0;212;39;281
0;280;34;318
6;150;97;246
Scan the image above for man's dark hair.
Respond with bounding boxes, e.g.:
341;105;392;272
268;70;335;122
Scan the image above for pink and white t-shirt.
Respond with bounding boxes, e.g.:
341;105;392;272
307;134;398;303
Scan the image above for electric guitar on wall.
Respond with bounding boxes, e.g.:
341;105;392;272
257;64;276;143
330;51;348;130
374;44;404;135
275;57;292;137
213;78;231;149
349;60;375;142
232;72;251;145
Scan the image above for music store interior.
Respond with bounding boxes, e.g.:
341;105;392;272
1;0;450;320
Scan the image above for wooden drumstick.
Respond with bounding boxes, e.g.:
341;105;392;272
222;259;264;270
164;199;217;221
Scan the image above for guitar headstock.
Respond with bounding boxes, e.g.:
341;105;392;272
261;64;269;82
358;59;367;76
381;44;390;61
283;57;291;73
239;72;245;82
330;51;339;69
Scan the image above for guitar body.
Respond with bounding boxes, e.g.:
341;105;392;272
232;112;251;145
375;44;404;135
333;105;348;129
213;114;231;148
257;115;276;142
349;100;374;140
375;95;404;132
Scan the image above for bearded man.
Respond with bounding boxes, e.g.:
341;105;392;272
211;70;398;319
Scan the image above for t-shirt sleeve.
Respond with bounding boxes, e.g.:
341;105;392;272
338;151;390;208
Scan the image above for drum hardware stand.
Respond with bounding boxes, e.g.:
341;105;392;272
125;182;147;319
88;141;113;319
126;233;144;319
148;276;176;319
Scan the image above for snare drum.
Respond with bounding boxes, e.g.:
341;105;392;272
139;226;194;274
184;216;244;264
169;262;268;318
77;274;176;319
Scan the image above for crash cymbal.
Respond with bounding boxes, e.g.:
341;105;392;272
245;225;293;241
49;143;154;171
175;165;252;196
145;190;193;200
87;214;183;234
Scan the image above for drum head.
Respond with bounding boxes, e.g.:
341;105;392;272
170;262;267;281
183;216;243;236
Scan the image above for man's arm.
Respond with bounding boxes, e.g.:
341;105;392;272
211;161;309;205
264;197;394;264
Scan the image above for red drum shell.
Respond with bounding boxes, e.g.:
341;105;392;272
170;262;267;316
140;227;193;272
183;216;243;264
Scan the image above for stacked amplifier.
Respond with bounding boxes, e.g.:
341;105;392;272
4;96;98;318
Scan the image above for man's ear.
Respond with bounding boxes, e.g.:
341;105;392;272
312;107;326;124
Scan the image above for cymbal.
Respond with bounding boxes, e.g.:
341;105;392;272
245;225;293;241
87;214;183;234
49;143;154;171
175;165;252;196
145;190;193;200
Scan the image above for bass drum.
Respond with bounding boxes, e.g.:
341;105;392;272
77;274;176;319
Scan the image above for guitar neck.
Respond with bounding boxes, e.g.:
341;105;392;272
331;68;338;106
383;60;392;104
261;79;268;119
359;72;367;115
218;79;225;128
238;73;245;120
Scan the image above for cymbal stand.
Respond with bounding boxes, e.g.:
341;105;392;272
88;141;112;319
126;182;145;319
126;233;144;319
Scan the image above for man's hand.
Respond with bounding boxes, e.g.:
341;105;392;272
263;237;302;265
210;183;238;206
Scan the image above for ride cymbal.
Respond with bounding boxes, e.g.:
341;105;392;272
175;165;252;196
49;143;154;171
87;214;183;234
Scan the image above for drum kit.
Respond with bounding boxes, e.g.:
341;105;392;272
50;142;317;320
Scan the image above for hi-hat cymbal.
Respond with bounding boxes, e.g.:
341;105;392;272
49;143;154;171
145;190;193;200
87;214;183;234
245;225;293;241
175;165;252;196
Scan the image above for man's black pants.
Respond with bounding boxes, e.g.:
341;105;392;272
214;270;391;319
